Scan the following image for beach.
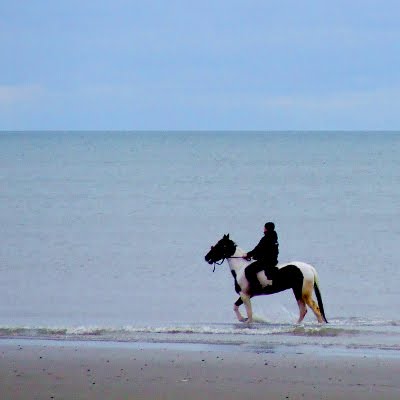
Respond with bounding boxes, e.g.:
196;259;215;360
1;339;399;400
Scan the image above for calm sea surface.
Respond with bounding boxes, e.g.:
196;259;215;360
0;131;399;352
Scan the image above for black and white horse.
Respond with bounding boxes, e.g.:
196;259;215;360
204;234;328;324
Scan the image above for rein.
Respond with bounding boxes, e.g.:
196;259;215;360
212;256;244;272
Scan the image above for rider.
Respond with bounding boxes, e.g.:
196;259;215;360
242;222;279;289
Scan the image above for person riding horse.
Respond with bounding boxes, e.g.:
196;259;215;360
242;222;279;289
204;233;328;324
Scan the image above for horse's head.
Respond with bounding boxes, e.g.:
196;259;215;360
204;234;236;265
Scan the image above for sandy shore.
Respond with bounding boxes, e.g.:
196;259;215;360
1;340;399;400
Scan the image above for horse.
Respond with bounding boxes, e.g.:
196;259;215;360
204;234;328;324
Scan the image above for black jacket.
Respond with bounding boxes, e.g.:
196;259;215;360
247;230;279;263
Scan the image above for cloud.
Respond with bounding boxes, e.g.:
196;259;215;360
260;87;400;112
0;84;45;105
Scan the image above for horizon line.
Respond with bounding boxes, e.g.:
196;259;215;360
1;129;399;134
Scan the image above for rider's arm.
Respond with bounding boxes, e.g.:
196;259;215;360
247;236;264;259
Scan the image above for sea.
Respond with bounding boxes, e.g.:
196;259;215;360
0;131;399;354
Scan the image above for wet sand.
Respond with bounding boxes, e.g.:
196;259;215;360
1;340;399;400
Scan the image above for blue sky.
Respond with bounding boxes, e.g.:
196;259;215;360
1;0;399;130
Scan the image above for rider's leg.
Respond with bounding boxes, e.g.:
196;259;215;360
244;261;262;287
259;261;279;288
256;270;273;287
246;261;275;289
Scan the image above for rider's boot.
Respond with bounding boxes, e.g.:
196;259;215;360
257;271;273;288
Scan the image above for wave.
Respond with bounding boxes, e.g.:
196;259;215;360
0;324;364;338
0;317;399;341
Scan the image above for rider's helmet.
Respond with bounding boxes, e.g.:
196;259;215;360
264;222;275;231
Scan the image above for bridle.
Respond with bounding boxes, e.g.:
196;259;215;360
211;254;243;272
208;239;245;272
211;258;224;272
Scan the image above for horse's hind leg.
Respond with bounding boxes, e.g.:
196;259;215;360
303;294;324;323
300;279;324;323
297;299;307;323
292;284;307;323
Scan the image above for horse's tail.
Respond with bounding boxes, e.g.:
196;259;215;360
313;270;328;323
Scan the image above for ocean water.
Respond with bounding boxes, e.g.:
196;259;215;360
0;131;399;353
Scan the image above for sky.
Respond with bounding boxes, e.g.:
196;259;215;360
1;0;399;131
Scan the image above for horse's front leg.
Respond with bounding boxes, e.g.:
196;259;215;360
239;292;253;323
233;298;247;322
